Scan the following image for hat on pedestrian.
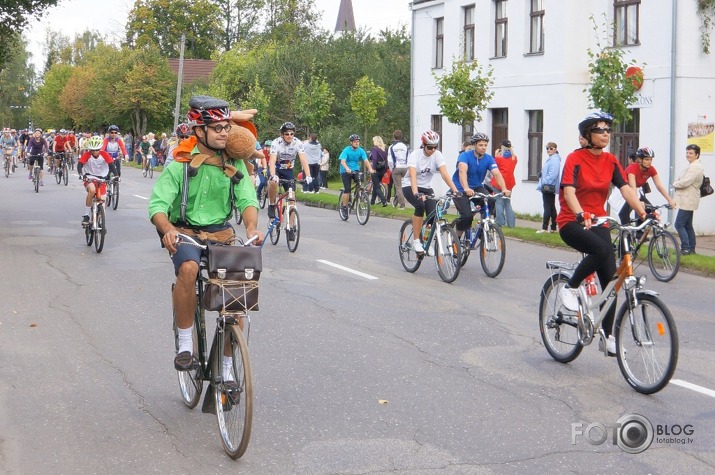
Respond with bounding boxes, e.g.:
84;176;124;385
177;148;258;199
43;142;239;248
501;140;512;148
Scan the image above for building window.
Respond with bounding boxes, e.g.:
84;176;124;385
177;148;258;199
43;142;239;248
463;5;475;61
431;115;443;151
462;123;474;147
527;110;543;181
435;17;444;69
529;0;544;54
612;109;640;168
614;0;640;46
494;0;507;58
491;108;509;152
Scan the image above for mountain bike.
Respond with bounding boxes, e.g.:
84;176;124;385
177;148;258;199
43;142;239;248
105;176;120;211
54;152;69;186
29;156;42;193
173;233;257;459
611;204;680;282
398;193;462;283
538;216;678;394
3;146;13;178
452;192;507;277
264;178;301;252
338;171;370;225
143;153;154;178
257;170;268;209
83;176;108;253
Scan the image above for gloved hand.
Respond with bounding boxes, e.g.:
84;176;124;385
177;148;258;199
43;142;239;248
305;176;313;185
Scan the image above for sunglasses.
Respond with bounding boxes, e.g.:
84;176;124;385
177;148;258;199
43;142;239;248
110;131;118;134
425;145;437;151
546;147;555;150
591;127;612;134
283;132;295;136
179;135;190;139
206;124;232;133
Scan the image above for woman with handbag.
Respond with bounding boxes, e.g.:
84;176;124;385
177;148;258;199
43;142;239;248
536;141;561;233
673;144;705;255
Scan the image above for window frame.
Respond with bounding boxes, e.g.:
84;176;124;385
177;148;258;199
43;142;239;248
614;0;640;46
463;5;476;61
527;110;543;181
435;17;444;69
494;0;508;58
529;0;544;54
431;115;443;152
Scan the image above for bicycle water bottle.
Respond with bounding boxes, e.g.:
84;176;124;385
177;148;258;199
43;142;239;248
585;273;598;296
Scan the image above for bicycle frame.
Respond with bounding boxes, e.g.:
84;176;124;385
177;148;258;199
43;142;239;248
264;180;297;247
462;193;502;249
420;195;453;256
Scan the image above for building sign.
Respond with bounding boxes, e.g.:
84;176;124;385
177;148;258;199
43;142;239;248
688;117;714;153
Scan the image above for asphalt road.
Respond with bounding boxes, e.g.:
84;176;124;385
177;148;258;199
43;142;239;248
1;165;714;474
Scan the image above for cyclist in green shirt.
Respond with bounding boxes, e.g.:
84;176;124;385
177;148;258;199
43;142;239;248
149;95;263;371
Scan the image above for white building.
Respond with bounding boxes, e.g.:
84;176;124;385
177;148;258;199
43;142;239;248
410;0;715;233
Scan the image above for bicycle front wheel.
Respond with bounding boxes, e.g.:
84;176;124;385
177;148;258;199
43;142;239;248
398;220;422;273
215;325;253;459
337;191;349;221
112;182;119;210
106;185;113;209
62;164;69;186
94;205;106;253
258;186;267;209
149;165;153;178
614;293;678;394
55;166;61;184
287;208;300;252
269;218;281;245
647;230;680;282
538;274;583;363
173;284;202;408
479;224;506;278
356;191;370;225
434;224;461;283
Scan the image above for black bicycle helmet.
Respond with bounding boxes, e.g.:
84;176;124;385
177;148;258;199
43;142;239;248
578;111;613;138
107;124;120;133
635;147;655;159
348;134;360;142
280;122;296;133
470;132;489;144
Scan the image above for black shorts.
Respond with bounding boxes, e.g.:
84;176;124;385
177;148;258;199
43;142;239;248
28;155;44;169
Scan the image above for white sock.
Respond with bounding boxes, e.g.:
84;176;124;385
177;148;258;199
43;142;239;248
177;326;194;354
85;206;91;215
223;356;234;381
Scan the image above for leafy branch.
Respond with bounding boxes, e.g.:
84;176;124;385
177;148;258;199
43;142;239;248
433;58;494;127
698;0;715;54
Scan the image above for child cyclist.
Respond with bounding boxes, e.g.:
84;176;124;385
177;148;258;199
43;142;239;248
77;136;119;226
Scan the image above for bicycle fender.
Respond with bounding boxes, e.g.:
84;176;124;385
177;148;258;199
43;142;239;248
636;289;660;298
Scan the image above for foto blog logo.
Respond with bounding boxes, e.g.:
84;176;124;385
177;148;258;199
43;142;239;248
571;413;654;454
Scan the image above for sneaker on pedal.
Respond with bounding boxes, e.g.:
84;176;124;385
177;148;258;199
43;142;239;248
174;351;197;371
559;285;580;311
267;204;276;219
287;229;296;241
598;335;617;356
82;215;90;227
412;239;425;254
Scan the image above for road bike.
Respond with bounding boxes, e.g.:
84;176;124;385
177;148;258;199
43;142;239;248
611;204;680;282
398;193;462;283
452;192;507;278
338;171;370;225
54;152;69;186
265;178;301;252
83;176;108;253
105;176;120;211
538;216;678;394
173;233;256;459
143;153;154;178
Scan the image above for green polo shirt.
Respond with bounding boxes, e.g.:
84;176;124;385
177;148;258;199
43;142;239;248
148;149;258;226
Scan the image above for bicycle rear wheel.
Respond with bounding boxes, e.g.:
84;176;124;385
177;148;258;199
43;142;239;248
287;208;300;252
173;284;203;408
538;274;583;363
647;230;680;282
215;324;253;459
398;220;422;273
614;293;678;394
434;224;461;283
112;182;119;210
94;205;106;253
337;191;349;221
479;224;506;277
258;186;267;209
269;217;281;245
356;191;370;225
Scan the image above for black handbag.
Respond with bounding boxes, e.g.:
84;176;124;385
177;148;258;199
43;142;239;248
542;184;556;194
203;244;262;312
701;176;713;197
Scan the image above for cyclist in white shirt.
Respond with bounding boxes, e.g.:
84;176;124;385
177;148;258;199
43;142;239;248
402;130;460;253
267;121;312;218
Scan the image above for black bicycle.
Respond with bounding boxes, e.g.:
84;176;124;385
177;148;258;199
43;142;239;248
338;171;370;225
106;176;120;211
54;152;69;186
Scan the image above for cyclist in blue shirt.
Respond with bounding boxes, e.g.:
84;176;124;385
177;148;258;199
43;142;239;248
451;132;510;235
338;134;374;213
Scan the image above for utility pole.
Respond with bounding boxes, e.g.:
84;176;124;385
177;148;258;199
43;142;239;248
173;34;186;130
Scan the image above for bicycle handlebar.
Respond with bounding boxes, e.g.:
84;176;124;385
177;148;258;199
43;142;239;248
175;232;258;249
591;215;655;232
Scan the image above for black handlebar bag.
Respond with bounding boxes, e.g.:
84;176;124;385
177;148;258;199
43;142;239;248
203;243;262;312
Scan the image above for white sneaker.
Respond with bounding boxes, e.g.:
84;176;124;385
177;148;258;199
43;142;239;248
559;285;580;311
599;335;617;356
412;239;425;254
536;229;547;234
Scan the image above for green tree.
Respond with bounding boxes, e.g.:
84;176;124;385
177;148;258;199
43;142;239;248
243;78;272;137
349;76;386;141
433;58;494;132
30;63;74;129
214;0;266;50
585;15;643;126
294;74;335;135
698;0;715;54
125;0;222;59
0;35;35;128
262;0;321;42
0;0;60;71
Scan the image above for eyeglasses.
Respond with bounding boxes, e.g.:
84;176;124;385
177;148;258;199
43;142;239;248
425;145;437;151
110;131;118;134
591;127;612;134
179;135;190;139
283;132;294;136
546;147;555;150
206;124;232;133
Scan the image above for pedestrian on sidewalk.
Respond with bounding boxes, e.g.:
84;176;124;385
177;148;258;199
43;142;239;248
536;141;561;233
320;147;330;189
388;130;409;208
673;144;705;255
303;133;322;193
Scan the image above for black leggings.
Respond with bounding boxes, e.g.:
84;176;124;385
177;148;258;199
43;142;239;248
452;186;492;232
541;192;557;231
559;222;617;336
370;170;387;204
403;186;435;219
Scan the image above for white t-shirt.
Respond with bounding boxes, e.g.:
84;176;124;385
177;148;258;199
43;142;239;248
402;148;446;188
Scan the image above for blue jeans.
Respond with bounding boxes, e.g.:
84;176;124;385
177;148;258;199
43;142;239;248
495;194;515;227
674;209;696;252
